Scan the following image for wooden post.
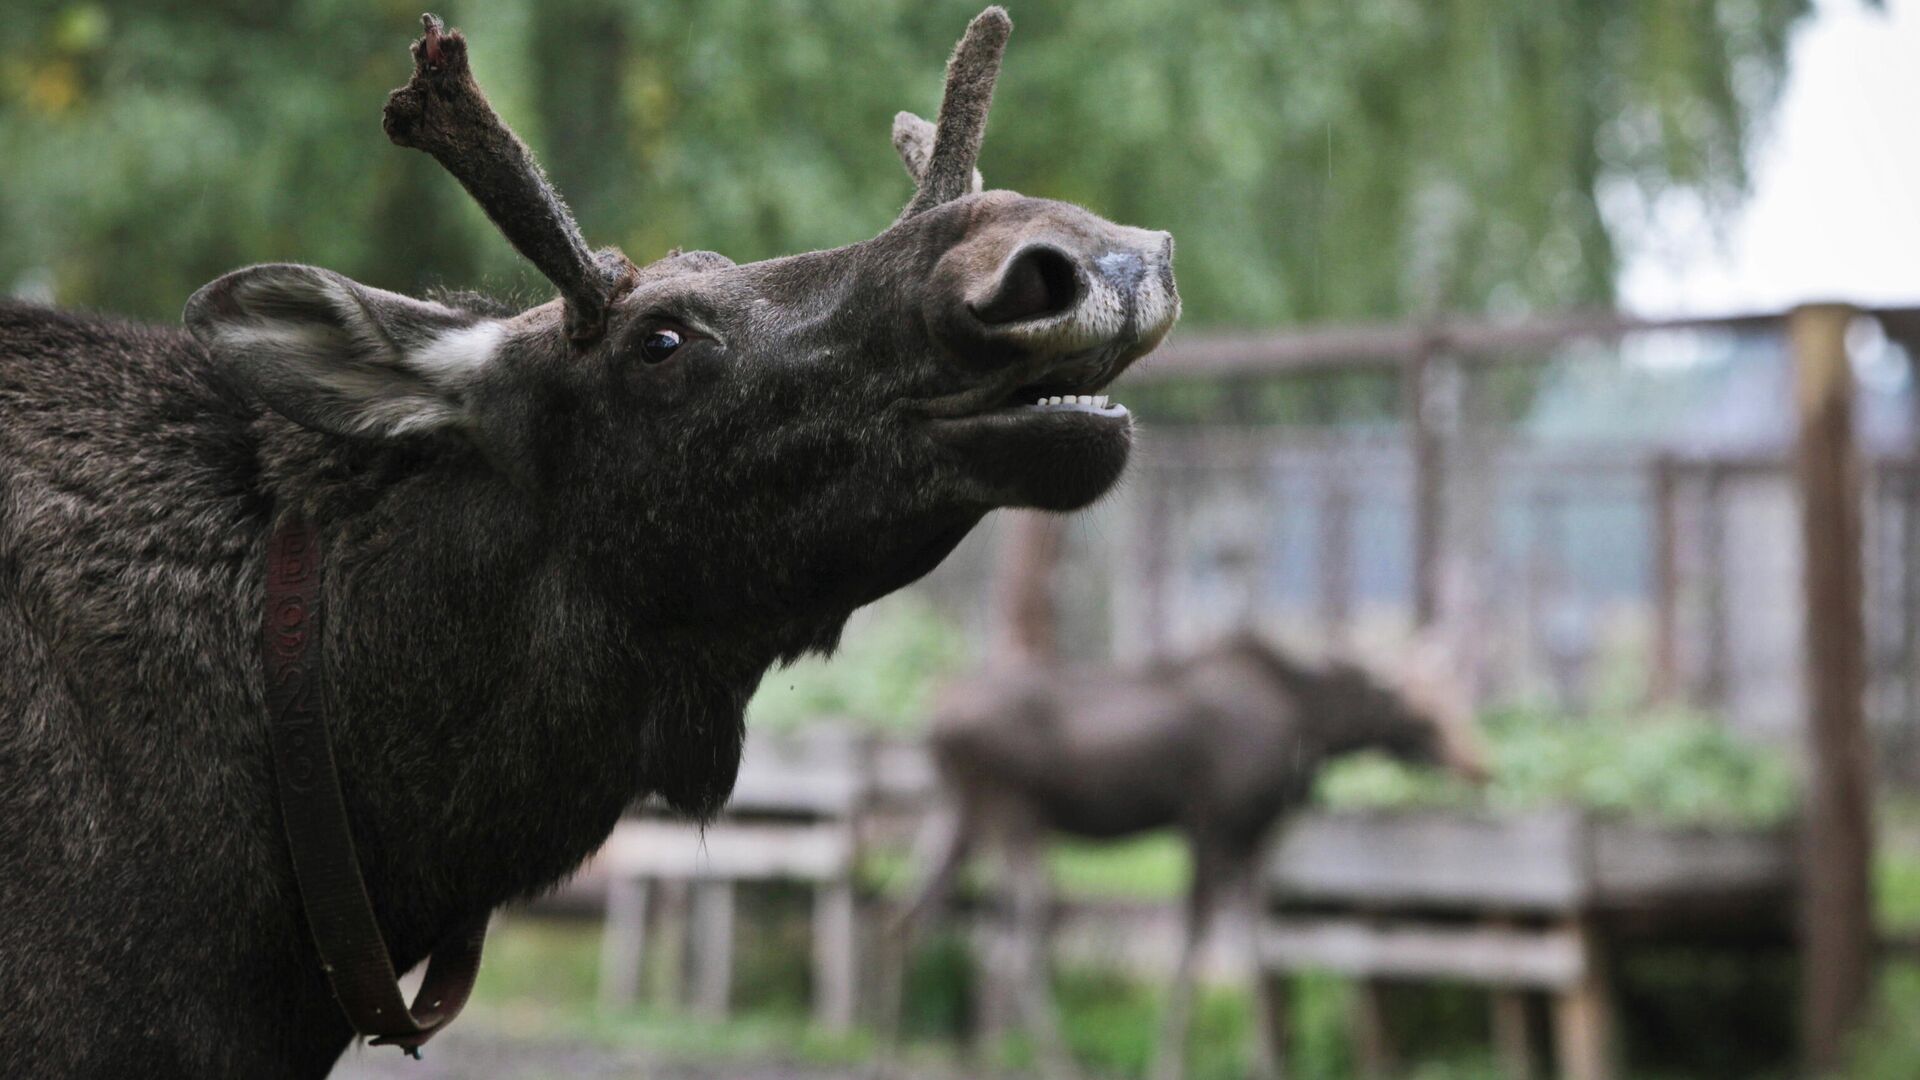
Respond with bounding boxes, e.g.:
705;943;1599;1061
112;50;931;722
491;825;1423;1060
1320;475;1355;647
813;880;859;1033
651;879;691;1007
1905;329;1920;760
1526;488;1566;701
993;511;1066;665
1791;302;1875;1072
1550;921;1615;1080
690;880;736;1018
1407;347;1445;629
1649;455;1681;704
598;876;651;1011
1700;464;1730;707
1252;970;1291;1080
1489;915;1541;1080
1905;461;1920;752
1350;981;1398;1079
1490;989;1539;1080
1137;467;1173;659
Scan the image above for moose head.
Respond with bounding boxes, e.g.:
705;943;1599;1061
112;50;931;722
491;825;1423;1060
0;11;1177;1075
184;9;1175;652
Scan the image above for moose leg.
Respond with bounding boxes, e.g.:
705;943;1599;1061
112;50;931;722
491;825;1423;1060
1006;842;1079;1079
1231;870;1285;1080
880;802;975;1047
1153;847;1224;1080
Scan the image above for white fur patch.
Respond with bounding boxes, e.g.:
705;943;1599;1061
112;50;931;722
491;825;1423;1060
408;322;506;382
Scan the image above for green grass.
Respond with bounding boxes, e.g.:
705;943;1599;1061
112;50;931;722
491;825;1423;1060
1840;804;1920;1079
463;918;1534;1080
1049;834;1190;901
861;832;1192;905
467;917;881;1065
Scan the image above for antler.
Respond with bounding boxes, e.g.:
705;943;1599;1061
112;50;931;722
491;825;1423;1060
383;14;636;347
897;7;1011;220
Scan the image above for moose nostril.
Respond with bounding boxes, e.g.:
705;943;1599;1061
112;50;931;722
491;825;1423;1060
972;247;1080;325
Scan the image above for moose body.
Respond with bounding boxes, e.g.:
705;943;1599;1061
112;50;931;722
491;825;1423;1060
901;634;1485;1080
0;11;1176;1077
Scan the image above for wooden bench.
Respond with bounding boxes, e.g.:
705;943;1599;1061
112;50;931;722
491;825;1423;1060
593;729;924;1031
1260;808;1796;1080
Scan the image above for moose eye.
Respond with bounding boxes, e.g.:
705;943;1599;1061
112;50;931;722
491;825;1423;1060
639;326;684;364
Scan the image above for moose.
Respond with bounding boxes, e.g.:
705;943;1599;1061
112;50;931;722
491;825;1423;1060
895;633;1487;1080
0;9;1176;1077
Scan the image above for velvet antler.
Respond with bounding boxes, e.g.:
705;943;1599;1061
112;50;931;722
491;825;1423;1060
383;14;635;347
897;7;1011;220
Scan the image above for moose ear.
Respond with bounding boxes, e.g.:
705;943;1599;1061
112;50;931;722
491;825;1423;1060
892;111;983;195
185;264;504;440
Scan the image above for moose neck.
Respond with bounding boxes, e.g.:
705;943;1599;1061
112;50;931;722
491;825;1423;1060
259;427;788;964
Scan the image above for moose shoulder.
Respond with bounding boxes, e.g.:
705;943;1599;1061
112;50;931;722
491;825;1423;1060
0;9;1176;1078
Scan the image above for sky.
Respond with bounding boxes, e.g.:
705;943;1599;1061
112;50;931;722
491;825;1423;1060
1617;0;1920;316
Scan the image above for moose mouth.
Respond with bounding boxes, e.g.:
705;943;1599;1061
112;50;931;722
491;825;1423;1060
921;351;1137;511
993;351;1132;420
920;346;1132;421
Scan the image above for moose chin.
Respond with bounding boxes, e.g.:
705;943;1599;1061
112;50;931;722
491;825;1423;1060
0;8;1176;1078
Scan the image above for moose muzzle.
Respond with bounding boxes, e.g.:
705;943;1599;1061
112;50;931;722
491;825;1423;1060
915;196;1178;512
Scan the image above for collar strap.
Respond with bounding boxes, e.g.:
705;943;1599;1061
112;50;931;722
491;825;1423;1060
263;511;487;1056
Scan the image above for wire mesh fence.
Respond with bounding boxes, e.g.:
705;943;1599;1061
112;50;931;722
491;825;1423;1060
910;307;1920;775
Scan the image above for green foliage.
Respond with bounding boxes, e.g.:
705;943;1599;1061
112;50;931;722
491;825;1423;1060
746;595;972;733
1845;960;1920;1080
3;0;1808;327
1316;704;1799;827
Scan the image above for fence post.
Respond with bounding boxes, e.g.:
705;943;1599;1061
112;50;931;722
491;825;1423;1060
1407;344;1446;629
993;510;1066;665
1698;462;1732;708
1649;455;1680;704
1319;475;1355;647
1791;302;1874;1072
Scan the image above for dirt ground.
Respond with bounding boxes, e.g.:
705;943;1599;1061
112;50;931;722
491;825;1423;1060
330;1032;973;1080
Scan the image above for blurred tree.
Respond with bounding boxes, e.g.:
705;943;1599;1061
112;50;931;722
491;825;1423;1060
0;0;1810;325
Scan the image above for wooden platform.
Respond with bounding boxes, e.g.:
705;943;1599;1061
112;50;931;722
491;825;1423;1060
1258;809;1796;1080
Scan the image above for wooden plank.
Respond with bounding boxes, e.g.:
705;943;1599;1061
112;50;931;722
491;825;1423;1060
1791;302;1877;1071
1589;822;1794;905
601;820;853;881
1131;309;1799;382
726;731;865;817
1257;918;1587;988
1270;811;1589;912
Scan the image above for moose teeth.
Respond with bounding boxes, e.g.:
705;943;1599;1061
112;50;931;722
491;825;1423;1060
1031;395;1123;412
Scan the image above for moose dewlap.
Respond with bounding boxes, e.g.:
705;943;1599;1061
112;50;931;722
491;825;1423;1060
0;7;1176;1078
